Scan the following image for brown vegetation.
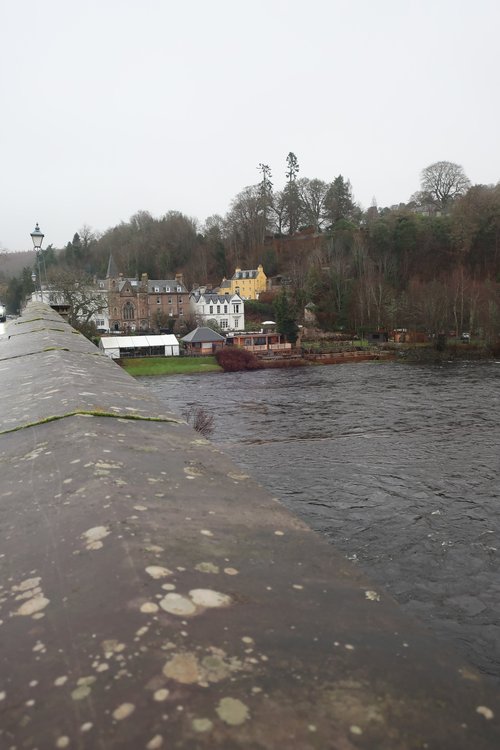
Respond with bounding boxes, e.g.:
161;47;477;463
215;347;263;372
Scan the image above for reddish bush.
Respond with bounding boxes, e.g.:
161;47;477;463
215;347;263;372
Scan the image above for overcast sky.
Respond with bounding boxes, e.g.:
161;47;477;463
1;0;498;252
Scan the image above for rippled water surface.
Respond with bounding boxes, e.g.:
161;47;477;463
140;361;500;682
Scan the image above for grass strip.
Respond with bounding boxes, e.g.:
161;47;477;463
120;356;222;376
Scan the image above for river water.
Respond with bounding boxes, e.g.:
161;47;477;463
139;361;500;683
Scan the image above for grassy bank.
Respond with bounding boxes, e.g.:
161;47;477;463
120;356;222;376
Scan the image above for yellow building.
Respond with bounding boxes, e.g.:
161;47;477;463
219;264;267;300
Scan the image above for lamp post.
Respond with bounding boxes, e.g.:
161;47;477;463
30;223;44;302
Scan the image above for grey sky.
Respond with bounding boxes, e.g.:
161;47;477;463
1;0;499;252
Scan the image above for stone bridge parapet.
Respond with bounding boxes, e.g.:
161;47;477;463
0;303;499;749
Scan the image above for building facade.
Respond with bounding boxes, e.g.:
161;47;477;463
98;262;189;333
189;291;245;331
218;265;267;300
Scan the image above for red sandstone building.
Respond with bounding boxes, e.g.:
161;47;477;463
99;256;189;333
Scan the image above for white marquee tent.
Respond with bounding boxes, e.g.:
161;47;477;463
99;334;179;359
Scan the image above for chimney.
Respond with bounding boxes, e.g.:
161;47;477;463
175;273;183;285
141;273;148;282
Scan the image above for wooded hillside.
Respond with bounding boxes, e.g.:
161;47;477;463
3;157;499;338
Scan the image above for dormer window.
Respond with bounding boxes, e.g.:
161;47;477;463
154;286;160;293
176;286;182;292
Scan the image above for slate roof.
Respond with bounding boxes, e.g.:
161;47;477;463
232;269;258;280
194;293;235;304
181;327;225;343
147;280;187;293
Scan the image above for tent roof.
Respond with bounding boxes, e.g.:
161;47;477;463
100;335;179;349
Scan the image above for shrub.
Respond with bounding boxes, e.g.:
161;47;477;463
215;347;263;372
182;406;214;437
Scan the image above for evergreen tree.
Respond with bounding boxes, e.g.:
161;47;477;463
273;287;299;343
284;152;302;235
257;163;273;233
325;175;355;226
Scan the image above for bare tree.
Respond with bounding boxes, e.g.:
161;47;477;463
226;185;266;261
46;268;108;327
297;178;329;230
420;161;471;209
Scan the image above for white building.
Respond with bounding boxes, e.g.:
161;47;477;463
99;334;179;359
189;292;244;331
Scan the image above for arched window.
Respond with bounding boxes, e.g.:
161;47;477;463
123;302;135;320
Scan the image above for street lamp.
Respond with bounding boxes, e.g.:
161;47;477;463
30;223;44;249
30;223;44;302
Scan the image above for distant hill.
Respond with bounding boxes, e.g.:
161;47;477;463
0;250;36;279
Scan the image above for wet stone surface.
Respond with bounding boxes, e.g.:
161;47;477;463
0;305;499;749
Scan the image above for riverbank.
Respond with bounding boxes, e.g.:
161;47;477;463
119;343;497;377
120;350;393;376
394;342;499;362
120;355;221;376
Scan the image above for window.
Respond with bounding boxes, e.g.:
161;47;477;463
224;305;228;313
168;298;172;304
123;302;135;320
209;306;213;314
234;317;240;328
220;319;228;329
157;296;161;304
164;286;170;292
217;305;220;314
233;304;240;313
177;286;182;292
154;286;160;293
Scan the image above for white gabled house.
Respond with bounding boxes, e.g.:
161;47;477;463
189;291;245;331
